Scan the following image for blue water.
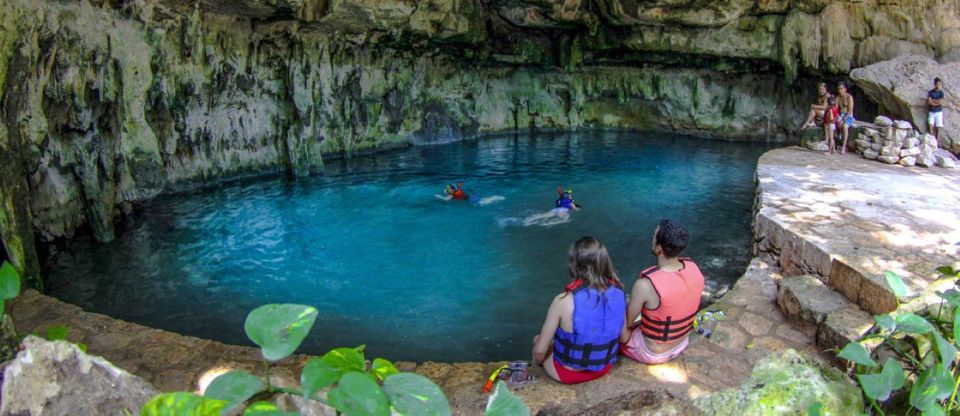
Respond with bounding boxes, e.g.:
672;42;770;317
44;131;772;362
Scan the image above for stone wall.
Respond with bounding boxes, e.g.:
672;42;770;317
2;0;959;285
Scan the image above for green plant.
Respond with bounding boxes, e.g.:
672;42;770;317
0;261;21;316
32;323;88;352
141;303;529;416
838;267;960;415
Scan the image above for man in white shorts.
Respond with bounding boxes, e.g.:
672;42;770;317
928;77;945;140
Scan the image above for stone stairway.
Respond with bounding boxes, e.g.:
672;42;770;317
754;147;960;353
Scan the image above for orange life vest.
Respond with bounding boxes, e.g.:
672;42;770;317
639;258;705;343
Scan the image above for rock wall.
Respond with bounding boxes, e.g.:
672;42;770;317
1;0;959;285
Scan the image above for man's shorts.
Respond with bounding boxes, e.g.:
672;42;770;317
929;111;944;128
838;113;855;127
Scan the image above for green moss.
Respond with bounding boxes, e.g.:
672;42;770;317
694;350;863;416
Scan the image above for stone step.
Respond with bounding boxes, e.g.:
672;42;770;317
776;274;874;352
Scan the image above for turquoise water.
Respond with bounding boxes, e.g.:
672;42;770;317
44;131;772;362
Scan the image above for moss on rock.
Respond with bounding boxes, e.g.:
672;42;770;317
693;349;863;415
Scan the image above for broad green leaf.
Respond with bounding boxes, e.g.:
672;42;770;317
383;373;452;416
320;347;366;376
955;310;960;346
244;304;318;362
0;262;20;300
909;364;955;412
933;332;958;366
327;372;390;416
484;381;529;416
896;314;935;334
885;271;908;299
301;357;339;400
922;403;947;416
837;342;876;367
242;401;298;416
855;359;904;402
880;358;905;391
46;324;68;341
140;392;227;416
204;371;265;411
874;314;896;332
936;289;960;308
936;266;959;277
372;358;399;382
806;401;823;416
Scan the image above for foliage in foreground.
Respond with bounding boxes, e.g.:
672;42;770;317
835;267;960;415
141;303;529;416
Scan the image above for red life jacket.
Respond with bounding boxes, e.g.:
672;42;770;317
452;189;468;200
639;258;705;343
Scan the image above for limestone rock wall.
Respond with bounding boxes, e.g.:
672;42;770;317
1;0;958;285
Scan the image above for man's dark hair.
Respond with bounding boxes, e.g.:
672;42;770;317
837;81;847;91
935;77;942;84
656;219;689;258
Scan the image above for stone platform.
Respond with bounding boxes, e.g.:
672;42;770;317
755;147;960;314
9;257;819;414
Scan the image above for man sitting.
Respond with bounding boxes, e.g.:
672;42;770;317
620;219;705;364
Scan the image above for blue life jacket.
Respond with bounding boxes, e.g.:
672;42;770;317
553;280;626;371
556;196;574;209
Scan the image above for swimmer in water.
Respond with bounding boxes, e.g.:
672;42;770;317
522;188;580;226
436;183;505;206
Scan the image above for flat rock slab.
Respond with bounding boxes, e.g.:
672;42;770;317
8;257;825;414
755;147;960;314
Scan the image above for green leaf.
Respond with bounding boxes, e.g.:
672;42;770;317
327;372;390;416
383;373;452;416
45;324;68;341
203;371;265;412
896;314;935;334
806;401;823;416
936;266;959;277
874;314;896;332
856;359;904;401
484;381;529;416
320;347;366;377
909;364;954;412
837;342;876;367
241;401;298;416
244;304;318;362
76;342;88;353
140;392;227;416
922;403;947;416
933;332;958;366
301;357;339;400
885;271;908;299
936;289;960;308
955;310;960;346
0;262;21;300
371;358;399;382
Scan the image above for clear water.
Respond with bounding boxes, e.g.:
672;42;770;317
44;130;772;362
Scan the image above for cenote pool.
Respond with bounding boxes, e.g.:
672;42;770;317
44;130;773;362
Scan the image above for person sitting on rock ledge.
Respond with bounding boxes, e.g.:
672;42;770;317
620;219;705;365
928;77;945;141
797;82;832;133
532;237;625;384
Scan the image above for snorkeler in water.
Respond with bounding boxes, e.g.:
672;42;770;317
522;187;580;226
436;183;505;206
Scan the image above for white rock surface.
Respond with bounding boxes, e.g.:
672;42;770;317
898;156;916;166
873;116;893;127
878;155;899;164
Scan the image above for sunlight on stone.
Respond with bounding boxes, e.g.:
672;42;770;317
686;384;709;400
197;366;235;394
646;362;688;384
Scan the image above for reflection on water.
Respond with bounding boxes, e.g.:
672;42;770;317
44;130;774;362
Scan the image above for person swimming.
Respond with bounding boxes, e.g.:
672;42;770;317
521;187;580;226
435;182;505;206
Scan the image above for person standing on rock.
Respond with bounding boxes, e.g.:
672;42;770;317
928;77;945;141
836;82;855;154
620;219;705;364
797;83;832;133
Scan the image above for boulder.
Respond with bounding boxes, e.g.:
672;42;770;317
870;142;882;151
894;120;912;130
863;149;880;160
0;336;159;415
693;350;862;415
903;137;919;148
807;141;829;152
917;154;936;167
880;144;900;157
873;116;893;127
878;155;899;164
850;55;959;152
922;134;939;147
898;156;916;166
937;154;957;168
900;147;920;157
